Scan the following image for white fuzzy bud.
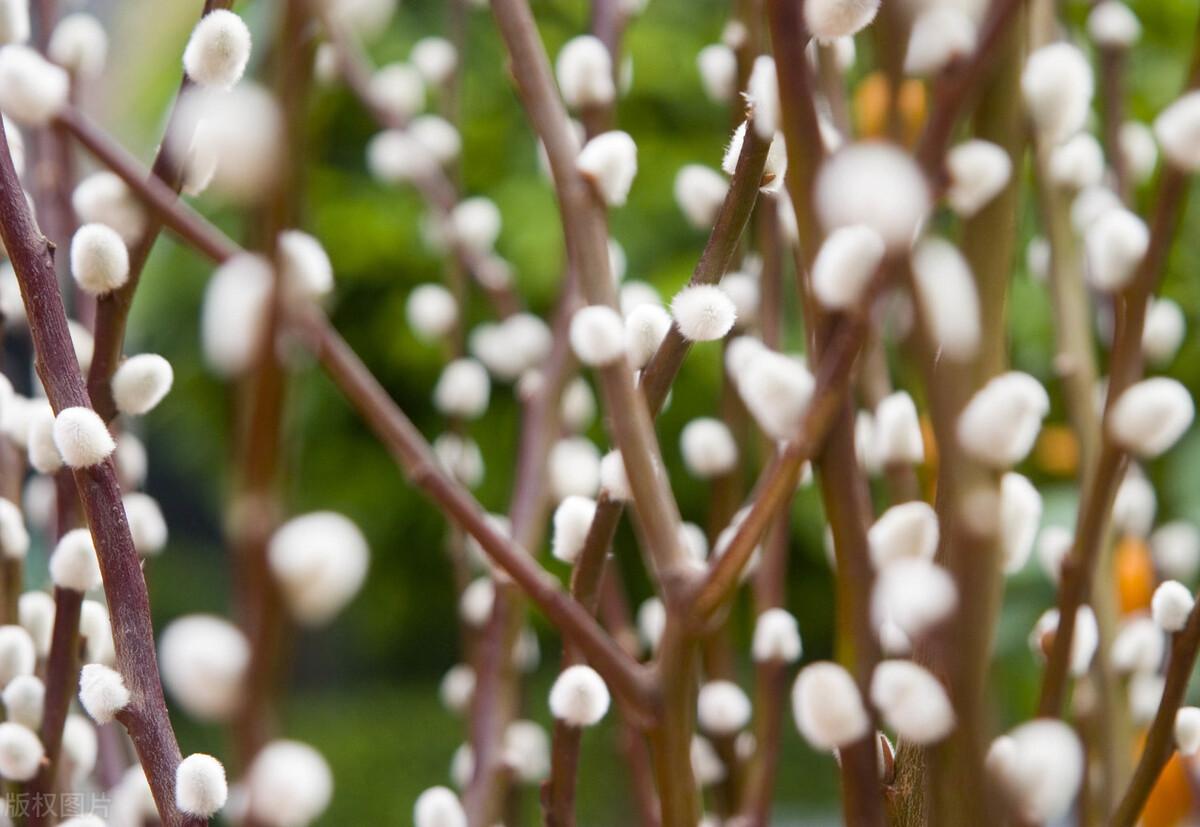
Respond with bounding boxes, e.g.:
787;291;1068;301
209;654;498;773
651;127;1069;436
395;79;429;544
61;714;95;787
78;663;129;723
369;62;425;119
247;740;333;827
691;735;725;787
674;165;728;229
0;45;67;125
1049;133;1104;190
1152;580;1194;632
52;407;114;469
623;303;671;368
1130;671;1166;725
159;614;250;722
697;680;751;736
637;597;665;653
48;13;106;77
1031;607;1097;676
873;391;923;467
409;115;462;166
805;0;880;41
1021;43;1094;145
868;502;939;570
957;372;1049;468
1000;473;1041;574
872;558;957;639
406;284;458;342
439;664;474;714
752;608;802;663
672;284;736;341
17;593;51;657
70;223;129;295
27;405;61;474
449;196;501;253
1176;707;1200;755
904;6;976;77
0;722;41;781
1120;120;1158;183
697;44;737;103
1085;207;1148;292
367;129;437;184
570;305;626;366
720;271;759;328
1087;1;1140;49
503;720;550;783
268;512;369;626
411;37;457;86
1152;521;1200;582
549;665;610;727
991;720;1083;823
738;348;815;441
176;753;228;817
201;254;272;376
49;528;100;593
0;0;27;44
556;35;614;110
0;500;24;562
183;10;251;89
911;238;981;362
722;122;789;192
1152;91;1200;170
1143;297;1185;366
816;143;930;251
561;378;596;432
322;0;396;39
278;230;333;301
811;225;886;311
72;171;146;245
599;450;631;501
549;437;600;501
747;56;779;139
78;600;114;665
577;131;638;207
111;353;173;417
551;496;597;565
680;418;737;478
174;83;284;203
414;786;466;827
0;627;30;687
1112;470;1156;537
870;660;955;744
124;492;168;556
1111;616;1164;674
792;662;869;749
1108;377;1194;458
620;281;661;316
459;577;494;628
433;359;490;419
1;674;40;729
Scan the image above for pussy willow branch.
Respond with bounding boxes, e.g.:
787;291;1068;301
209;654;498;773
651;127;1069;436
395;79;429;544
85;0;235;421
322;13;520;318
1110;599;1200;826
49;100;658;720
0;120;203;827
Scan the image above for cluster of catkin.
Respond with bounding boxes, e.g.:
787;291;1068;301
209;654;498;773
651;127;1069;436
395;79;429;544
0;0;1197;825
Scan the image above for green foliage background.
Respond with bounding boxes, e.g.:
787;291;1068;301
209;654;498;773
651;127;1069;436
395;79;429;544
49;0;1200;822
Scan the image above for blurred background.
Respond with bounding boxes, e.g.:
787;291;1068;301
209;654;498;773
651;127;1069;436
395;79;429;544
26;0;1200;822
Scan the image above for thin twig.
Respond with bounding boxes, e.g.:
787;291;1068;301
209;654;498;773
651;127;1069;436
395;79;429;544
0;117;203;827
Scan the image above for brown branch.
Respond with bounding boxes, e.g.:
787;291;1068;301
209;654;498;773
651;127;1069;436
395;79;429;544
0;118;202;827
1110;599;1200;826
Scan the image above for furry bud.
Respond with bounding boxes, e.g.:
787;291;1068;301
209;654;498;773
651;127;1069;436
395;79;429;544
52;407;114;469
792;662;869;749
680;418;737;478
278;230;334;300
551;496;597;565
406;283;458;342
247;741;333;827
123;492;168;556
72;171;146;244
1111;616;1164;674
738;348;815;441
911;238;981;362
957;372;1049;468
570;305;626;366
599;450;631;501
945;139;1011;217
411;37;457;86
1176;707;1200;756
868;502;939;570
49;528;100;593
904;6;975;77
549;437;601;501
873;391;923;467
1037;525;1071;581
1152;522;1200;582
369;62;424;118
26;406;61;474
1108;377;1194;458
1155;91;1200;171
201;254;272;377
268;512;369;626
0;45;68;125
1030;607;1097;676
183;10;251;89
1152;580;1194;632
577;131;638;207
1021;43;1094;145
991;720;1083;823
1143;297;1185;366
752;608;802;663
1000;473;1041;574
637;597;665;653
811;225;885;310
816;143;930;251
747;56;779;138
1085;207;1148;291
1;674;40;730
674;165;728;229
70;223;129;295
175;753;228;817
697;44;737;103
433;359;490;419
870;660;955;744
872;559;957;639
1112;469;1156;538
697;680;751;736
556;35;614;110
414;786;466;827
503;719;550;783
159;615;250;722
111;354;173;416
1049;133;1104;190
48;13;106;77
449;196;501;253
671;285;736;342
623;303;671;369
78;663;129;723
805;0;880;41
0;722;40;780
549;665;610;727
1087;1;1140;49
